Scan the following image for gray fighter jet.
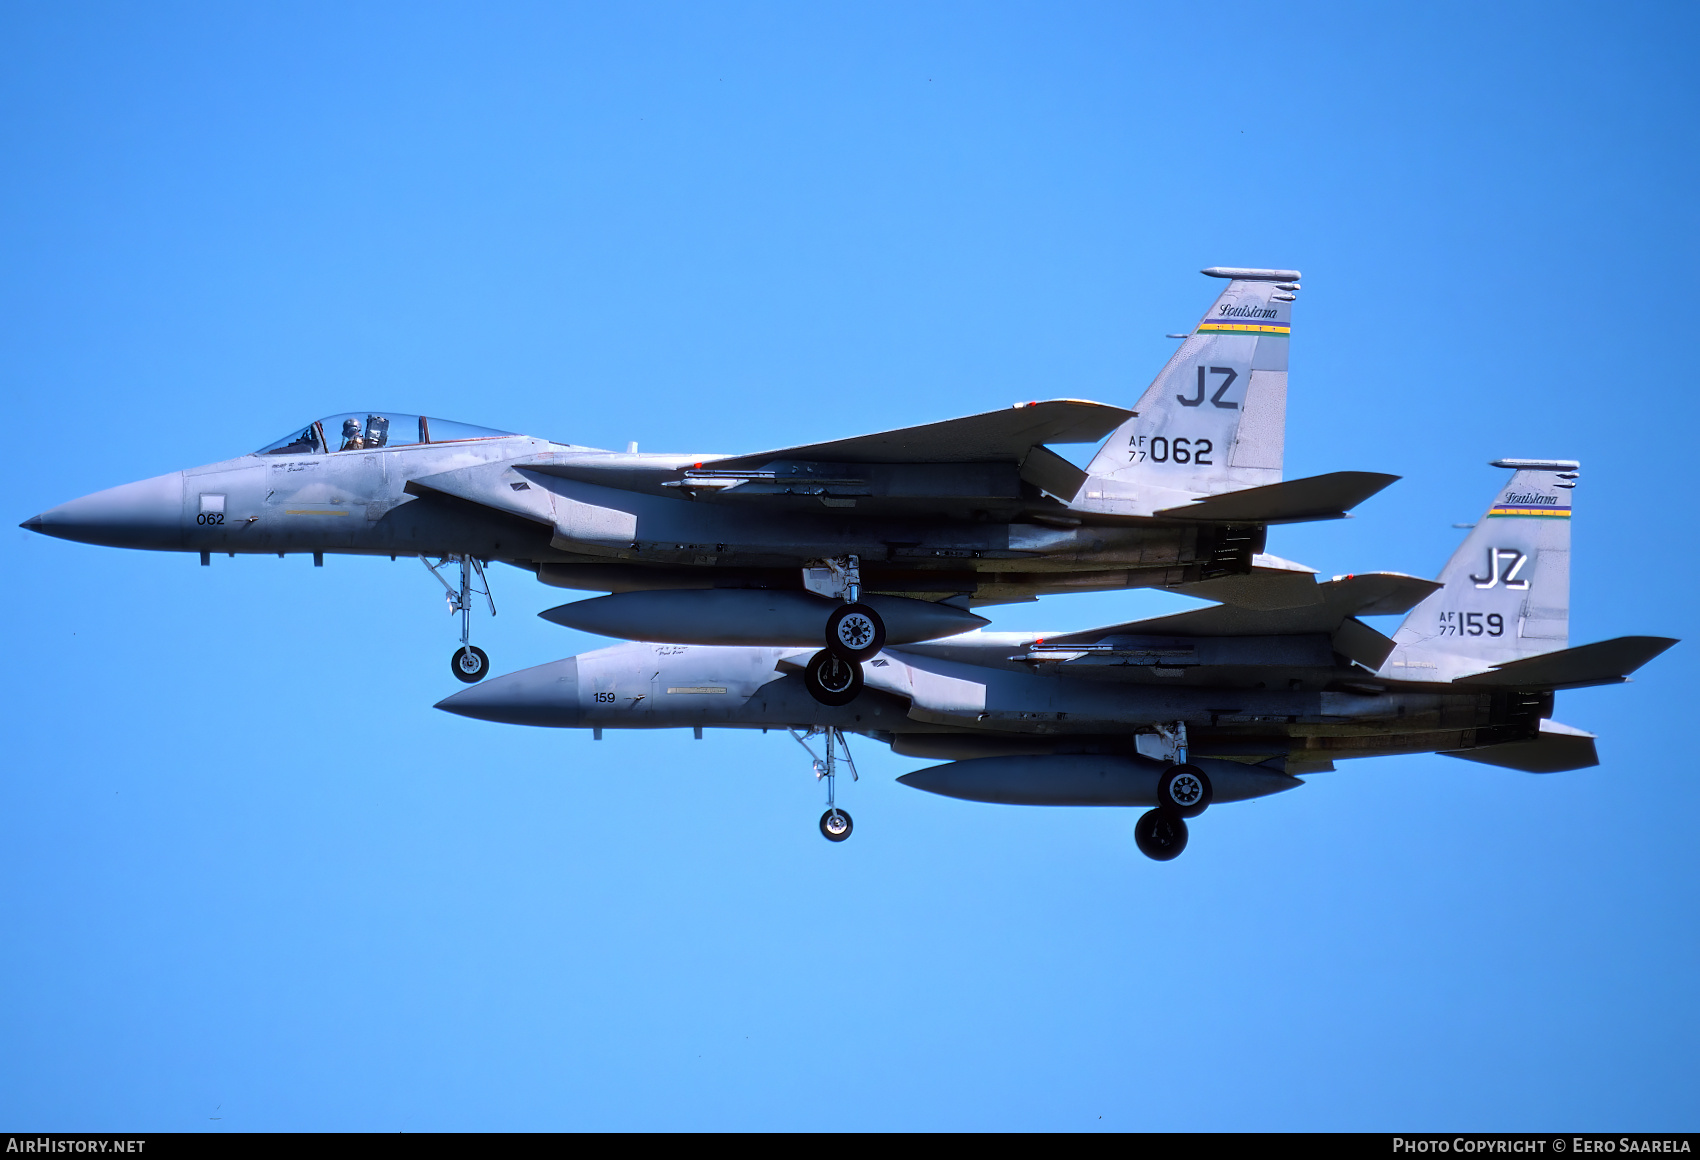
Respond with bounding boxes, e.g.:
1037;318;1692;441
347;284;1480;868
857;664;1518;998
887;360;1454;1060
438;461;1676;859
22;267;1392;683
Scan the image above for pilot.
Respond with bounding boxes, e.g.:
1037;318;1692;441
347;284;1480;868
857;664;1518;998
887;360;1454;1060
340;418;365;451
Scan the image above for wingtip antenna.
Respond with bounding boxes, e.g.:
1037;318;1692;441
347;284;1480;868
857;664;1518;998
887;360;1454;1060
1201;267;1303;281
1489;458;1581;471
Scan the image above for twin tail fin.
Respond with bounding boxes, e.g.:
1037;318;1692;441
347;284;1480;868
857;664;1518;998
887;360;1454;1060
1085;267;1297;508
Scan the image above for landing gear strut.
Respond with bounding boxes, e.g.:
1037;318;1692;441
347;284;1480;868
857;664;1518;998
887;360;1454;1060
423;554;497;682
791;726;858;842
1135;721;1214;861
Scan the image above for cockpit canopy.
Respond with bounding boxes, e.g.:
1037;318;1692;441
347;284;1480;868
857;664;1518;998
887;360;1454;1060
255;413;516;456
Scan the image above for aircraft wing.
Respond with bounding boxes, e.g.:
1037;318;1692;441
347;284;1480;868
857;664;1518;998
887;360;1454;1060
704;400;1135;468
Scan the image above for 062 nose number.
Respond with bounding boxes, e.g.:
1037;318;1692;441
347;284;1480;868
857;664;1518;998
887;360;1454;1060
195;512;225;525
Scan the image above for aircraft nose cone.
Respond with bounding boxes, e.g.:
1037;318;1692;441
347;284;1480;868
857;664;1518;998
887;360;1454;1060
436;657;581;726
25;471;186;549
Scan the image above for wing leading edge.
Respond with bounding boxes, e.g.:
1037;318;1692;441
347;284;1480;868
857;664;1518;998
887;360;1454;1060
704;400;1136;468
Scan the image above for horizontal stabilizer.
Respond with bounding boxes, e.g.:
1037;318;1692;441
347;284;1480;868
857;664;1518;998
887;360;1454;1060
1045;572;1440;643
707;400;1134;468
1441;720;1599;773
1168;569;1322;611
1453;636;1679;690
1153;471;1399;524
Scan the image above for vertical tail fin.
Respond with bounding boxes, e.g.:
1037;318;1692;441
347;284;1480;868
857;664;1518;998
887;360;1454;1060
1086;267;1298;506
1380;460;1579;682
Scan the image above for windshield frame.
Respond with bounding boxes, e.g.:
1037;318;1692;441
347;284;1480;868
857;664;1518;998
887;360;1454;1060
254;414;517;457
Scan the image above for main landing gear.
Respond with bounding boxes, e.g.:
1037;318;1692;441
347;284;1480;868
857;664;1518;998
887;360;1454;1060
423;554;497;683
798;555;881;706
1134;723;1215;862
803;649;863;705
809;555;885;662
827;602;884;662
791;726;858;842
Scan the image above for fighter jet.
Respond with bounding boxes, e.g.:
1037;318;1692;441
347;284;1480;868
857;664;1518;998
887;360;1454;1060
21;267;1392;683
438;460;1676;859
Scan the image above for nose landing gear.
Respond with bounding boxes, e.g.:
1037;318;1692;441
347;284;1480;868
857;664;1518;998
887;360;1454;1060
791;726;858;842
423;555;497;682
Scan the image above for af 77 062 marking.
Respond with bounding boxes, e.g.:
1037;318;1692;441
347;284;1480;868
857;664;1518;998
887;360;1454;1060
1125;435;1214;465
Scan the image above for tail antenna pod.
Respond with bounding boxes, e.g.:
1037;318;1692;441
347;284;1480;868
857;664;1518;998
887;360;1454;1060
1200;267;1303;281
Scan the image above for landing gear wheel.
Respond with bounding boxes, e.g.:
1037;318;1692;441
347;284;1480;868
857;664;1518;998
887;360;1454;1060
1157;764;1212;818
1134;808;1189;861
820;808;854;842
803;649;863;706
826;603;886;662
451;645;490;683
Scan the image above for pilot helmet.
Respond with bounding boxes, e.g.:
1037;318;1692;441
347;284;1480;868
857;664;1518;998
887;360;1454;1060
342;418;362;438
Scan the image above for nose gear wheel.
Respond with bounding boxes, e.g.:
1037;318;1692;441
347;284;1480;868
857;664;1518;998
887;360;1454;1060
820;809;854;841
451;645;490;683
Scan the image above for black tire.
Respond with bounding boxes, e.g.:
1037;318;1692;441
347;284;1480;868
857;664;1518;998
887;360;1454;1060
451;645;490;683
803;649;863;706
820;808;854;842
825;603;886;661
1134;808;1189;861
1157;763;1213;818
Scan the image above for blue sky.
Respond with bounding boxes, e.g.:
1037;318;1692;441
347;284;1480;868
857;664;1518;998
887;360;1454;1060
2;0;1696;1131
